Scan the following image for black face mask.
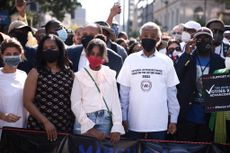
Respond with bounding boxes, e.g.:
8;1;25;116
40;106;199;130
10;31;28;47
213;33;223;46
141;38;157;52
196;41;212;54
42;49;59;63
81;35;94;49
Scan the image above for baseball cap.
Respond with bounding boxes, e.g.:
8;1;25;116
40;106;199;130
206;19;224;28
194;27;213;38
183;20;201;31
8;20;32;33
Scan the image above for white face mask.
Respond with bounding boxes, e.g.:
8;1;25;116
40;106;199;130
173;34;182;41
225;57;230;69
181;31;191;43
173;50;182;57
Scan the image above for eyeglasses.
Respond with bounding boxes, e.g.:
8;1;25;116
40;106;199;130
167;46;181;52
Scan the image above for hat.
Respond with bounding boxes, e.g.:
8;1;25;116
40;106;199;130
8;20;32;33
183;20;201;31
206;19;224;28
224;30;230;34
224;25;230;32
95;21;116;39
194;27;213;38
0;32;10;40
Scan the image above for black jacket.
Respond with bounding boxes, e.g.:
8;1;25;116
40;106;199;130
175;50;225;122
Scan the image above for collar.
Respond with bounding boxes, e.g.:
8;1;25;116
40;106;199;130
140;50;157;58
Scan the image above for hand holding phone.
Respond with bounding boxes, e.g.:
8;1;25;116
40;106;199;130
110;2;121;16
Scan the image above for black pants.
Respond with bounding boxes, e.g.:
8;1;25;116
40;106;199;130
227;120;230;143
176;121;213;142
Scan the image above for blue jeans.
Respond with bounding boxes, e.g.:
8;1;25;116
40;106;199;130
73;110;112;135
128;130;167;140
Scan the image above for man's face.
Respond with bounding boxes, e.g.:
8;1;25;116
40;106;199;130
81;25;100;48
224;32;230;42
81;25;100;38
208;22;224;46
9;27;29;46
140;26;159;42
195;34;213;54
184;27;196;36
48;22;62;35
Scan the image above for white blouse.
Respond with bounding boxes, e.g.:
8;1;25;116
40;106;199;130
0;68;27;137
71;65;125;134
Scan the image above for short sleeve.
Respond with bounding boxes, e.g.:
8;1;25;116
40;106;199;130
117;58;131;87
166;59;180;87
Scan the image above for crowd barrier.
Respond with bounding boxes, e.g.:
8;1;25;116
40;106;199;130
0;127;230;153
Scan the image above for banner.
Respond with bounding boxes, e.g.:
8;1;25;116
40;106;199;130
202;74;230;112
0;127;230;153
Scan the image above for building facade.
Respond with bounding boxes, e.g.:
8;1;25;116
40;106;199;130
131;0;230;33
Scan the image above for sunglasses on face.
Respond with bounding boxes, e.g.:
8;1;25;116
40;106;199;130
168;46;181;52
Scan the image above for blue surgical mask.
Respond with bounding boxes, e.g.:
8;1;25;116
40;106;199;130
57;28;68;42
3;55;21;67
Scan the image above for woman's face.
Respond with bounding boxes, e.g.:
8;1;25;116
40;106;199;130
43;39;59;51
41;38;60;64
167;43;181;53
89;46;103;58
2;47;21;57
1;47;21;68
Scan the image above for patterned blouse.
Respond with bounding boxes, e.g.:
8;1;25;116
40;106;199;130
27;68;75;132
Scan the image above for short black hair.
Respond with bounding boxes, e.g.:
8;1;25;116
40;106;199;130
45;20;62;34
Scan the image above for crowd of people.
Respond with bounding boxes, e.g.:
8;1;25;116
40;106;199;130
0;0;230;144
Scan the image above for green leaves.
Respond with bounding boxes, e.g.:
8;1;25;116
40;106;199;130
36;0;81;20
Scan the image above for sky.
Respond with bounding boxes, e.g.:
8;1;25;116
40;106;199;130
78;0;123;24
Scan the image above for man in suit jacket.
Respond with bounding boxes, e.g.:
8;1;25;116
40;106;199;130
67;23;123;76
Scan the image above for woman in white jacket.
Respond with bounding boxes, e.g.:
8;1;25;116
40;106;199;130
71;38;124;143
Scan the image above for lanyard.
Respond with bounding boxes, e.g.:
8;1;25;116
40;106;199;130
197;57;210;99
197;56;210;76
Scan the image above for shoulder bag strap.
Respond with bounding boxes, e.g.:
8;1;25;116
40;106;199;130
84;68;111;114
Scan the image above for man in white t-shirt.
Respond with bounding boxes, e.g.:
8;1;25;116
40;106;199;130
117;22;180;140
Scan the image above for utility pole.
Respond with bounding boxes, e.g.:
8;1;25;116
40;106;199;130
123;0;125;31
204;0;207;23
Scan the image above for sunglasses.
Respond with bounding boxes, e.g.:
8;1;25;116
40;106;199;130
167;47;181;52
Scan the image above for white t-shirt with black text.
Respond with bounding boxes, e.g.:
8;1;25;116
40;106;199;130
117;51;179;132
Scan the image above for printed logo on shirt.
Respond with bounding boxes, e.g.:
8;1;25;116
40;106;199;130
132;69;163;76
141;80;152;91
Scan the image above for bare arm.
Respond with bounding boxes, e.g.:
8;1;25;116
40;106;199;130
106;3;121;26
23;68;57;141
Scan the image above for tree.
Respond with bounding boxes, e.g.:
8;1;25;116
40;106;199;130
36;0;81;21
1;0;81;21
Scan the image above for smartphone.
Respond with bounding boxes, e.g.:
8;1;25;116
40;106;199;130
114;2;121;14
